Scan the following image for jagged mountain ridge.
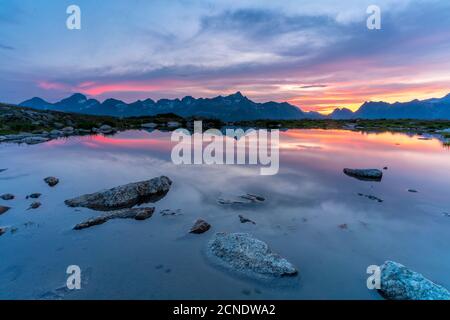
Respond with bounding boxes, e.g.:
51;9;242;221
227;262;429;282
20;92;450;120
20;92;323;121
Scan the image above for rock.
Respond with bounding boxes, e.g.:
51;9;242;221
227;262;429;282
99;125;114;134
218;193;265;205
28;202;41;210
1;194;15;200
74;207;155;230
379;261;450;300
53;122;64;129
141;123;158;129
65;176;172;211
21;136;50;145
208;233;298;278
408;189;418;193
160;209;181;216
44;176;59;187
239;215;256;224
189;219;211;234
343;168;383;181
0;136;6;142
0;206;10;215
383;167;388;170
0;227;7;236
49;129;63;137
62;127;74;134
26;193;42;199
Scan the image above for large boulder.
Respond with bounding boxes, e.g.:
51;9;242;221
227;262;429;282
343;168;383;181
207;233;298;278
379;261;450;300
65;176;172;211
74;207;155;230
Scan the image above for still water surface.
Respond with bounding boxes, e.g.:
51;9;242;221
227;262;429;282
0;129;449;299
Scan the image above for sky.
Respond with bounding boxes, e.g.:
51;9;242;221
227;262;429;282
1;0;450;114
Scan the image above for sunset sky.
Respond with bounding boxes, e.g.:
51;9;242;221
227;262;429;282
1;0;450;114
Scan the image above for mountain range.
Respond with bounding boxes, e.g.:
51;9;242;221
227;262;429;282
19;92;450;121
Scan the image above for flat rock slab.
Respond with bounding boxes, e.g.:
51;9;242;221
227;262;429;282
65;176;172;211
207;233;298;278
379;261;450;300
74;207;155;230
343;168;383;181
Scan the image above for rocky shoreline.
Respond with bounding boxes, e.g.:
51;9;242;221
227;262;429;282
1;103;450;147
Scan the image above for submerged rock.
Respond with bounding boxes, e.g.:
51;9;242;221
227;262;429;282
0;227;7;236
1;194;15;200
358;193;383;203
74;207;155;230
239;215;256;225
160;209;181;216
44;176;59;187
189;219;211;234
343;168;383;181
207;233;298;278
0;169;7;173
379;261;450;300
65;176;172;211
218;193;265;205
0;206;11;215
26;193;42;199
408;189;418;193
28;202;41;210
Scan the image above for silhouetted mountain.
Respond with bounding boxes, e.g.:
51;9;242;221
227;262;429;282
353;94;450;119
20;97;54;110
20;92;315;121
329;93;450;120
329;108;355;120
19;92;450;120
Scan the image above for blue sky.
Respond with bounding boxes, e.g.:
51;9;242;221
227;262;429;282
1;0;450;113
